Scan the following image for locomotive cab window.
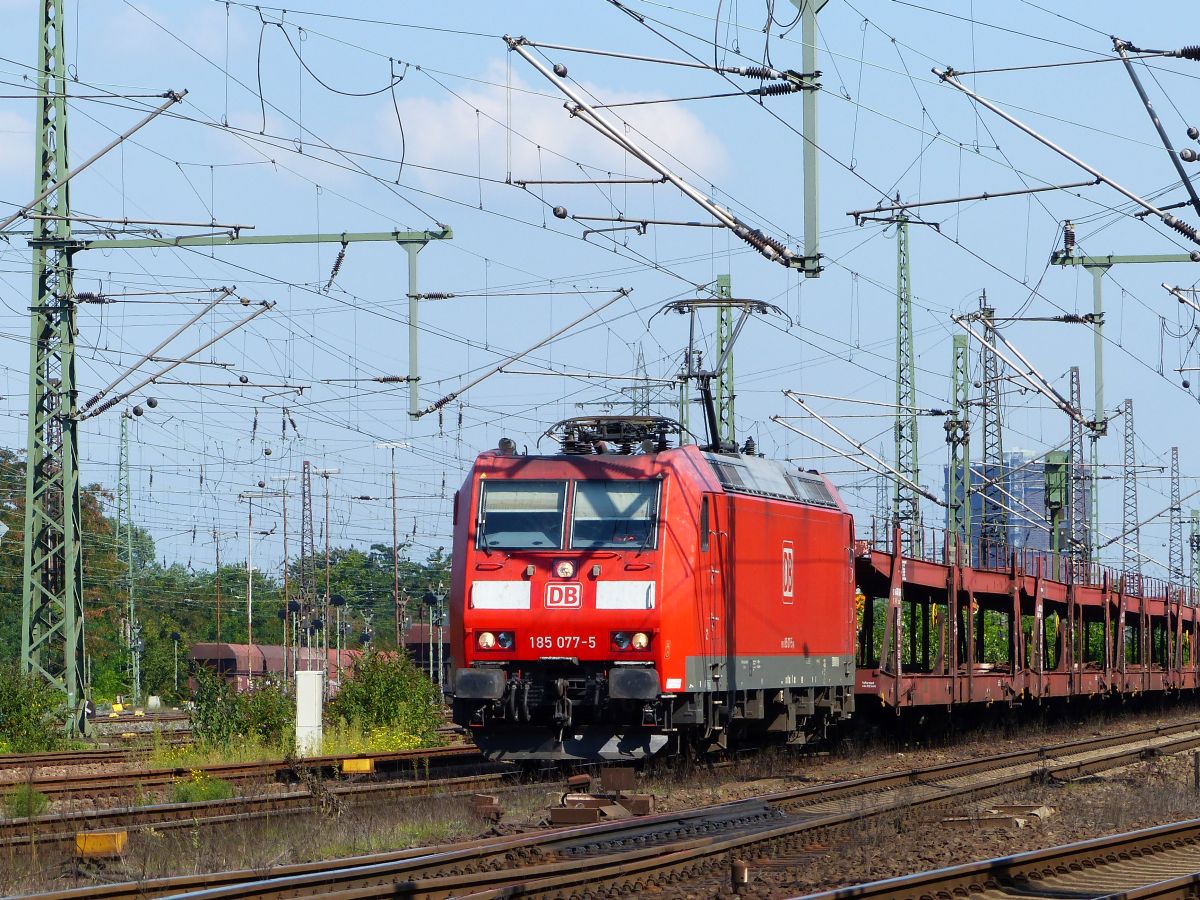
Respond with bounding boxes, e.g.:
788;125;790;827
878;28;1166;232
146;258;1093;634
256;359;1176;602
571;480;660;549
477;480;566;549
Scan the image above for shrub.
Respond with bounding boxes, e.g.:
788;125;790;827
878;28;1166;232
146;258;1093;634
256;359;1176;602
189;666;295;754
189;665;247;748
0;663;62;752
3;784;49;819
245;681;294;749
171;772;234;804
328;650;442;746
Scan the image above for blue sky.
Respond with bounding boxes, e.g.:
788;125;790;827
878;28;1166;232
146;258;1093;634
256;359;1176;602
1;1;1198;590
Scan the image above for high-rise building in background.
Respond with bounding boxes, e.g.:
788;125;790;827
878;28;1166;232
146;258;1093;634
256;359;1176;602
945;450;1092;568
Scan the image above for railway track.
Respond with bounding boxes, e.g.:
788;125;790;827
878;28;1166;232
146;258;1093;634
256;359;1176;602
17;719;1200;900
2;744;481;799
0;768;514;855
0;743;189;772
799;815;1200;899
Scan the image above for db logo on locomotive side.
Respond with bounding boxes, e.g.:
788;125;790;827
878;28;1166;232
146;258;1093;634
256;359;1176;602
782;540;795;603
545;582;583;609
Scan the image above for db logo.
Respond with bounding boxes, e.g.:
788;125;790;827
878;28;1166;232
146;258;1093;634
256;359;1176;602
545;583;583;609
782;540;795;602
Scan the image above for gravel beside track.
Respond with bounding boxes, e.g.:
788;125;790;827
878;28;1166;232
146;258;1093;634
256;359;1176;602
796;816;1200;899
17;718;1200;900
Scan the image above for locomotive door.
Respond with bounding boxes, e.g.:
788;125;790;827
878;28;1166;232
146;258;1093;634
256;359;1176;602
698;493;729;694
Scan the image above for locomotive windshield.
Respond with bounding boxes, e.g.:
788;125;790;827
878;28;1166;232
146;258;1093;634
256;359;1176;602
477;480;566;549
571;480;660;549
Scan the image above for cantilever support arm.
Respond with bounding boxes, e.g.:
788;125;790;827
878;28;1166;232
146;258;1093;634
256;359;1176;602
780;391;944;505
1113;38;1200;223
935;67;1200;246
0;90;187;233
79;300;276;419
505;35;800;268
952;314;1087;426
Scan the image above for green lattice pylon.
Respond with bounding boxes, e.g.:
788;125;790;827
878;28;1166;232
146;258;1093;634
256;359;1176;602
947;334;970;564
715;274;735;448
21;0;88;735
118;413;139;704
894;217;921;555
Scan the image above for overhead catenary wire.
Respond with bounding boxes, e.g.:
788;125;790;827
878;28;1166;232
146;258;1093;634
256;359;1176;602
417;287;633;417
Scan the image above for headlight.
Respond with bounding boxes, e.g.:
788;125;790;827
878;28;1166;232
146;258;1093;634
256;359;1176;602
611;631;631;650
477;631;513;651
630;632;650;651
554;560;576;579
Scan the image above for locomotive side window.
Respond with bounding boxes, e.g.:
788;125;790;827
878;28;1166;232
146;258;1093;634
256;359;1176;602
700;496;710;551
570;480;660;549
477;481;566;549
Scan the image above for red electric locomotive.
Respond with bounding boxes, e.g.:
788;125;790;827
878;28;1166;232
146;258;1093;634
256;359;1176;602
448;416;856;761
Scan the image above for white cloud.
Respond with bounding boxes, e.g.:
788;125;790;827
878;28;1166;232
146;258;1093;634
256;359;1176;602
377;61;726;186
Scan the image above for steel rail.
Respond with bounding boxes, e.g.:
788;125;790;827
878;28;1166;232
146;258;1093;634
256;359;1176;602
0;743;191;770
10;745;481;798
23;719;1200;900
0;771;512;854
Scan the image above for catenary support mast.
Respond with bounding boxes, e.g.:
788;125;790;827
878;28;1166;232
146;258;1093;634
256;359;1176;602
1069;366;1089;575
1171;447;1184;585
1122;398;1141;593
21;0;87;735
118;413;139;704
715;274;736;448
894;217;921;555
979;296;1007;569
947;334;971;564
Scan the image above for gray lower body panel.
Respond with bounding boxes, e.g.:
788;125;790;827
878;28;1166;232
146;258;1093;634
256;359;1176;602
684;654;854;692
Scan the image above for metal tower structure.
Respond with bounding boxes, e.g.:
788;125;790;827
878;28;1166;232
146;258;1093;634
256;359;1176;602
1170;446;1184;585
893;216;922;555
631;344;652;416
946;335;971;564
1121;398;1141;594
20;0;87;735
1191;509;1200;596
117;413;139;704
299;461;316;634
714;274;735;447
1068;366;1088;575
979;297;1007;569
